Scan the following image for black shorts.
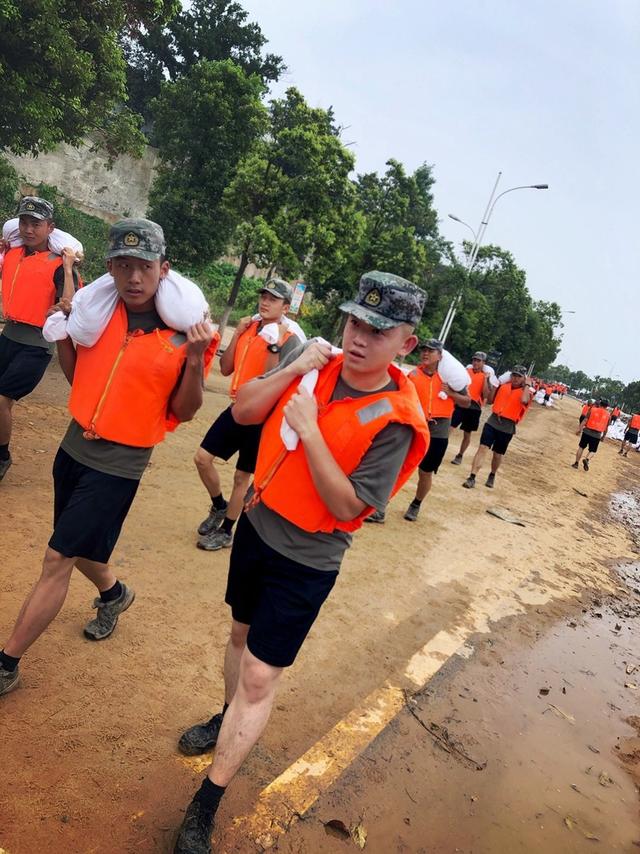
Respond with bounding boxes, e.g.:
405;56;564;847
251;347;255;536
610;416;618;424
579;414;587;424
225;513;338;668
479;422;513;455
579;432;600;453
451;405;482;433
0;335;52;401
200;405;262;473
419;435;448;473
48;449;140;564
624;429;639;444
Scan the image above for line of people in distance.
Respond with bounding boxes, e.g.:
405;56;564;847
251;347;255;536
574;398;640;471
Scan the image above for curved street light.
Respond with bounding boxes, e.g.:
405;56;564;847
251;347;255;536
440;173;549;342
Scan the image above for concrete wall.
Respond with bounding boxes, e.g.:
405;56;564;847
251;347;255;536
5;137;159;223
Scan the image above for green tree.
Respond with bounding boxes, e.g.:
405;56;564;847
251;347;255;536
309;160;443;339
147;59;267;265
0;0;178;158
219;88;357;332
124;0;284;128
623;381;640;413
439;246;562;370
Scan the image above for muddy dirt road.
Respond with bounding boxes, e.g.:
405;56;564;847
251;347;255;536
1;362;639;854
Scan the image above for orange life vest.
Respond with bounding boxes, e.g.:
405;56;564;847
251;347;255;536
69;302;219;447
466;368;486;407
630;414;640;430
585;406;609;433
612;407;621;417
1;246;62;328
230;320;294;399
251;357;429;533
492;383;530;423
581;404;589;416
408;367;455;420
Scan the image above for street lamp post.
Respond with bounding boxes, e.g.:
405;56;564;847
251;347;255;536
439;172;549;343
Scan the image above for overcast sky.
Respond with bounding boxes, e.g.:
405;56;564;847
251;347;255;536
240;0;638;382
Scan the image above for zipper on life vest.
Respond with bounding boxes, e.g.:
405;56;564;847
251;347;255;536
83;331;139;440
230;331;256;399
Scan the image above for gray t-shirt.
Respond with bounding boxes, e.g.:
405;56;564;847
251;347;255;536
429;416;452;439
583;426;604;439
246;371;414;572
486;411;517;435
2;260;80;351
60;307;178;481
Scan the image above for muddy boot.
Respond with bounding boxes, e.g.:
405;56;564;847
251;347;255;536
403;500;421;521
0;664;20;697
0;455;12;482
197;529;233;551
462;474;476;489
174;799;215;854
178;712;225;755
197;504;227;537
450;454;463;466
83;583;135;641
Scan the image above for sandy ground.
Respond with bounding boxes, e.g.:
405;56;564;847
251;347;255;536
1;361;639;854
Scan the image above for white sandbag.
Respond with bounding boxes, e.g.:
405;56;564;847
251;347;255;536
155;269;210;331
280;338;342;450
43;269;210;347
251;313;307;344
534;389;546;405
439;349;469;392
3;217;84;258
498;371;512;385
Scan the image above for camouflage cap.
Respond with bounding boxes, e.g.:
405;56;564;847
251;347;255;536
420;338;443;352
259;277;292;302
511;365;528;376
18;196;54;220
339;271;426;330
472;351;487;361
107;218;165;261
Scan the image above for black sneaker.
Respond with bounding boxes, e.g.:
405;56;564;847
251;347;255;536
571;461;579;469
462;476;476;489
174;799;215;854
0;664;20;696
364;509;385;523
0;455;12;482
583;458;589;471
403;502;421;521
485;473;495;488
197;506;227;537
83;583;135;640
178;712;224;756
450;455;463;466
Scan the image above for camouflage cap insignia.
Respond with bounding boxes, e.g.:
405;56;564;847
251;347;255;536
26;202;35;210
124;232;140;247
364;288;382;307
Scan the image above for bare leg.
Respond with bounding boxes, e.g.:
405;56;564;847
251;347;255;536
75;558;117;593
3;548;76;657
0;395;14;445
208;647;283;787
194;448;223;500
225;470;252;522
490;452;504;474
470;444;489;476
224;620;249;705
414;470;433;502
458;430;472;457
575;445;584;463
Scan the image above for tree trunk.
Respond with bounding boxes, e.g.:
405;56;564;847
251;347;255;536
218;246;250;339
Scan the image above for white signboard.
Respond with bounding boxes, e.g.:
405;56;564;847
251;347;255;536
290;282;307;314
